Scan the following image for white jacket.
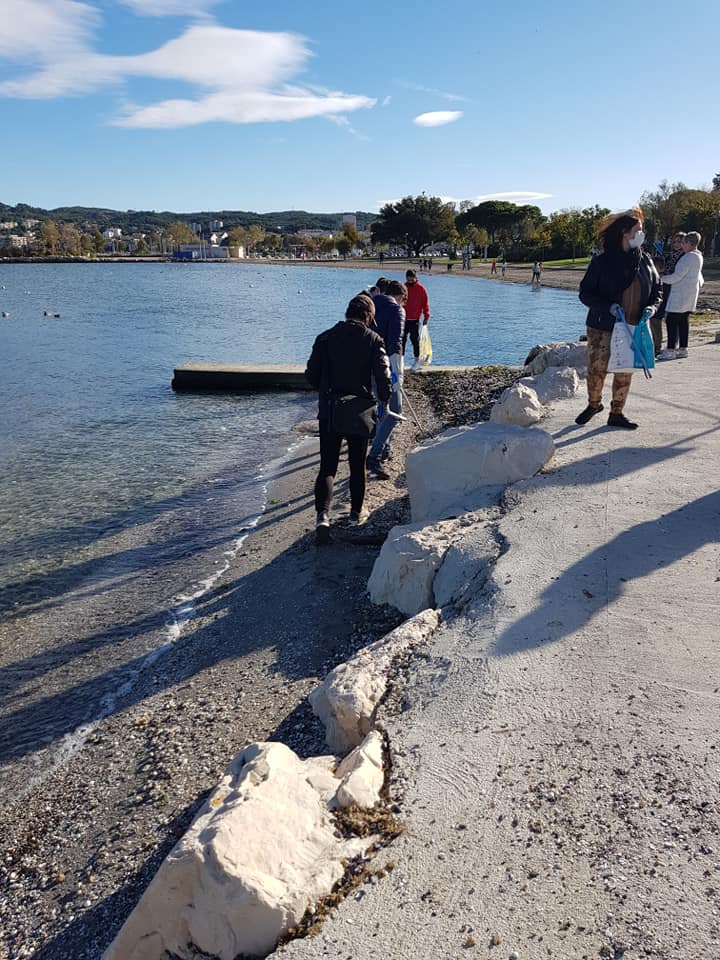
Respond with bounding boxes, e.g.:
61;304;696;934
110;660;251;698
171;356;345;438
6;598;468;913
662;249;704;313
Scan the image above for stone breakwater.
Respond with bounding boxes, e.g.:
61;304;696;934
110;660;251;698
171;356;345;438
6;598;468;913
102;344;587;959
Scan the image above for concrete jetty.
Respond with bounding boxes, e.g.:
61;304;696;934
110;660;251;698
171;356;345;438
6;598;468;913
171;363;482;392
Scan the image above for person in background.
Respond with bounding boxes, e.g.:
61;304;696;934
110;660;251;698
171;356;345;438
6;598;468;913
491;258;497;275
531;261;542;284
403;268;430;367
366;280;407;478
576;208;662;430
305;294;391;542
653;231;686;356
501;258;507;278
657;231;704;361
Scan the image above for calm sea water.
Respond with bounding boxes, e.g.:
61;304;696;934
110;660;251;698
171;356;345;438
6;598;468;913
0;262;582;604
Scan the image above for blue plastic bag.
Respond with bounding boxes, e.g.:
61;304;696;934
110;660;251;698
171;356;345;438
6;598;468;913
632;311;655;379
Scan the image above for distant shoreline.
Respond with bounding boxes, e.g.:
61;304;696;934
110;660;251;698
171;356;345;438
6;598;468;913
2;254;718;310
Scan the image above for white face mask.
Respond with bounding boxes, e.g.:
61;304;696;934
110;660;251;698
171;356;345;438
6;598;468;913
628;229;645;249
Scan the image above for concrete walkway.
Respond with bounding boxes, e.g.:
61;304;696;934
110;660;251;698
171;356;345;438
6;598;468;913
277;341;720;960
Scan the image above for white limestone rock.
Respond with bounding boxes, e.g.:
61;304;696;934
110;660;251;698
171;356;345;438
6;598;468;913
490;382;544;426
433;519;501;609
367;516;469;616
309;609;441;754
518;365;581;404
523;341;588;376
103;742;370;960
406;422;555;523
335;730;384;809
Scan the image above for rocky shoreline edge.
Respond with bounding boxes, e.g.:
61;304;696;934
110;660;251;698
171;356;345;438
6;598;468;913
101;346;593;960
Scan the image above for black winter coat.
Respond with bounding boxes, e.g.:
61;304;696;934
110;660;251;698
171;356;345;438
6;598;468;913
579;250;662;332
305;319;392;422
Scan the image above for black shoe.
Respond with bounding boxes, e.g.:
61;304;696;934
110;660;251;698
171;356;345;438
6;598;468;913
575;403;604;425
607;413;638;430
366;458;390;480
316;512;331;543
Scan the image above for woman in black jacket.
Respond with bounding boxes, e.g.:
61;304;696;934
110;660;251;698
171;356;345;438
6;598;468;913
577;208;662;430
305;294;392;542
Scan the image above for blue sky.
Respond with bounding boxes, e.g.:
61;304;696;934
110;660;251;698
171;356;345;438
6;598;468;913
0;0;717;215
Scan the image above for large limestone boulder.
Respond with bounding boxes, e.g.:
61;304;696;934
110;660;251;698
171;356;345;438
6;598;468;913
433;519;501;609
309;609;440;754
367;516;469;616
518;365;581;404
103;743;371;960
523;341;588;376
490;382;544;426
406;422;555;523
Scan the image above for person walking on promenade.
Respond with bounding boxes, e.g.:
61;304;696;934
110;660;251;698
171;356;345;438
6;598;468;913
366;280;407;478
402;268;430;367
305;294;392;542
490;258;497;275
653;232;686;355
501;258;507;278
576;208;662;430
531;261;542;284
656;231;704;361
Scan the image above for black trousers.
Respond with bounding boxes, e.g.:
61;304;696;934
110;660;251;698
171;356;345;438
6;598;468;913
403;319;421;359
666;311;689;349
314;420;369;514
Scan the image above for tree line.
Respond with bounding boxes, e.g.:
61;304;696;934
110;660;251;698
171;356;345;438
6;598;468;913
2;175;718;261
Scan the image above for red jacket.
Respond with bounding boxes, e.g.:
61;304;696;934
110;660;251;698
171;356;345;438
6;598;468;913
405;281;430;322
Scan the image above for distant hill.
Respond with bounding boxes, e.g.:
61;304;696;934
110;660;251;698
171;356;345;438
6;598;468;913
0;201;377;235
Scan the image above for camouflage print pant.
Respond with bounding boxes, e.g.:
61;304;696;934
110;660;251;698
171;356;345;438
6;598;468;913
586;327;632;414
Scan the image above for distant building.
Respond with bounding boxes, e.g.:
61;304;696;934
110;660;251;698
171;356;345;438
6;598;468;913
174;243;244;261
300;229;332;239
0;221;18;230
103;228;122;240
209;219;224;232
341;213;357;229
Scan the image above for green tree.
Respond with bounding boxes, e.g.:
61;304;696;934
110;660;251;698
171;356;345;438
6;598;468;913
227;226;247;248
319;236;336;257
371;195;455;257
40;219;59;255
58;224;82;256
336;236;352;259
245;224;265;256
164;220;195;248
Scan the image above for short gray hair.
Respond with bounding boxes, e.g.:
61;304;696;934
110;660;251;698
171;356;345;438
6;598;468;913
684;231;701;247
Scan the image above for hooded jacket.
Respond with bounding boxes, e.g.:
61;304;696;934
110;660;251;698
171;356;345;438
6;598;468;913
305;319;392;422
579;249;662;331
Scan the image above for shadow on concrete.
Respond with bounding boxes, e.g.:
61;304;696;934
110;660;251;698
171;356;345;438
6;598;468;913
493;490;720;658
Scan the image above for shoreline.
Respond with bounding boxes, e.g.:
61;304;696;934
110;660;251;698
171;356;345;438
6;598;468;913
0;366;516;959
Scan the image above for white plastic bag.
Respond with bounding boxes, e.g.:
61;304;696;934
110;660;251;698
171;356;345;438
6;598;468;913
608;320;635;374
417;325;433;367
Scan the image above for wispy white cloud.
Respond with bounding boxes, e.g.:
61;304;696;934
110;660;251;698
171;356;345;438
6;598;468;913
325;114;370;141
374;191;553;211
469;191;553;204
413;111;463;128
400;81;469;103
0;2;376;128
118;0;219;15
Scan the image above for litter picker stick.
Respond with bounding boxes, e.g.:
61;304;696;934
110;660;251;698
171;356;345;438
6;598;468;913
400;383;427;437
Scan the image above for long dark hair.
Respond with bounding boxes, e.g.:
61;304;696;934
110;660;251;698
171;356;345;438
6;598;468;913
600;214;641;254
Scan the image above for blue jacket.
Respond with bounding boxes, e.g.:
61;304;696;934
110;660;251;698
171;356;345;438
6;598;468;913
372;293;405;356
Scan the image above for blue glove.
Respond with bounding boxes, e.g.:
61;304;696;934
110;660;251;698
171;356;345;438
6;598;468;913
609;303;622;319
640;306;654;322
